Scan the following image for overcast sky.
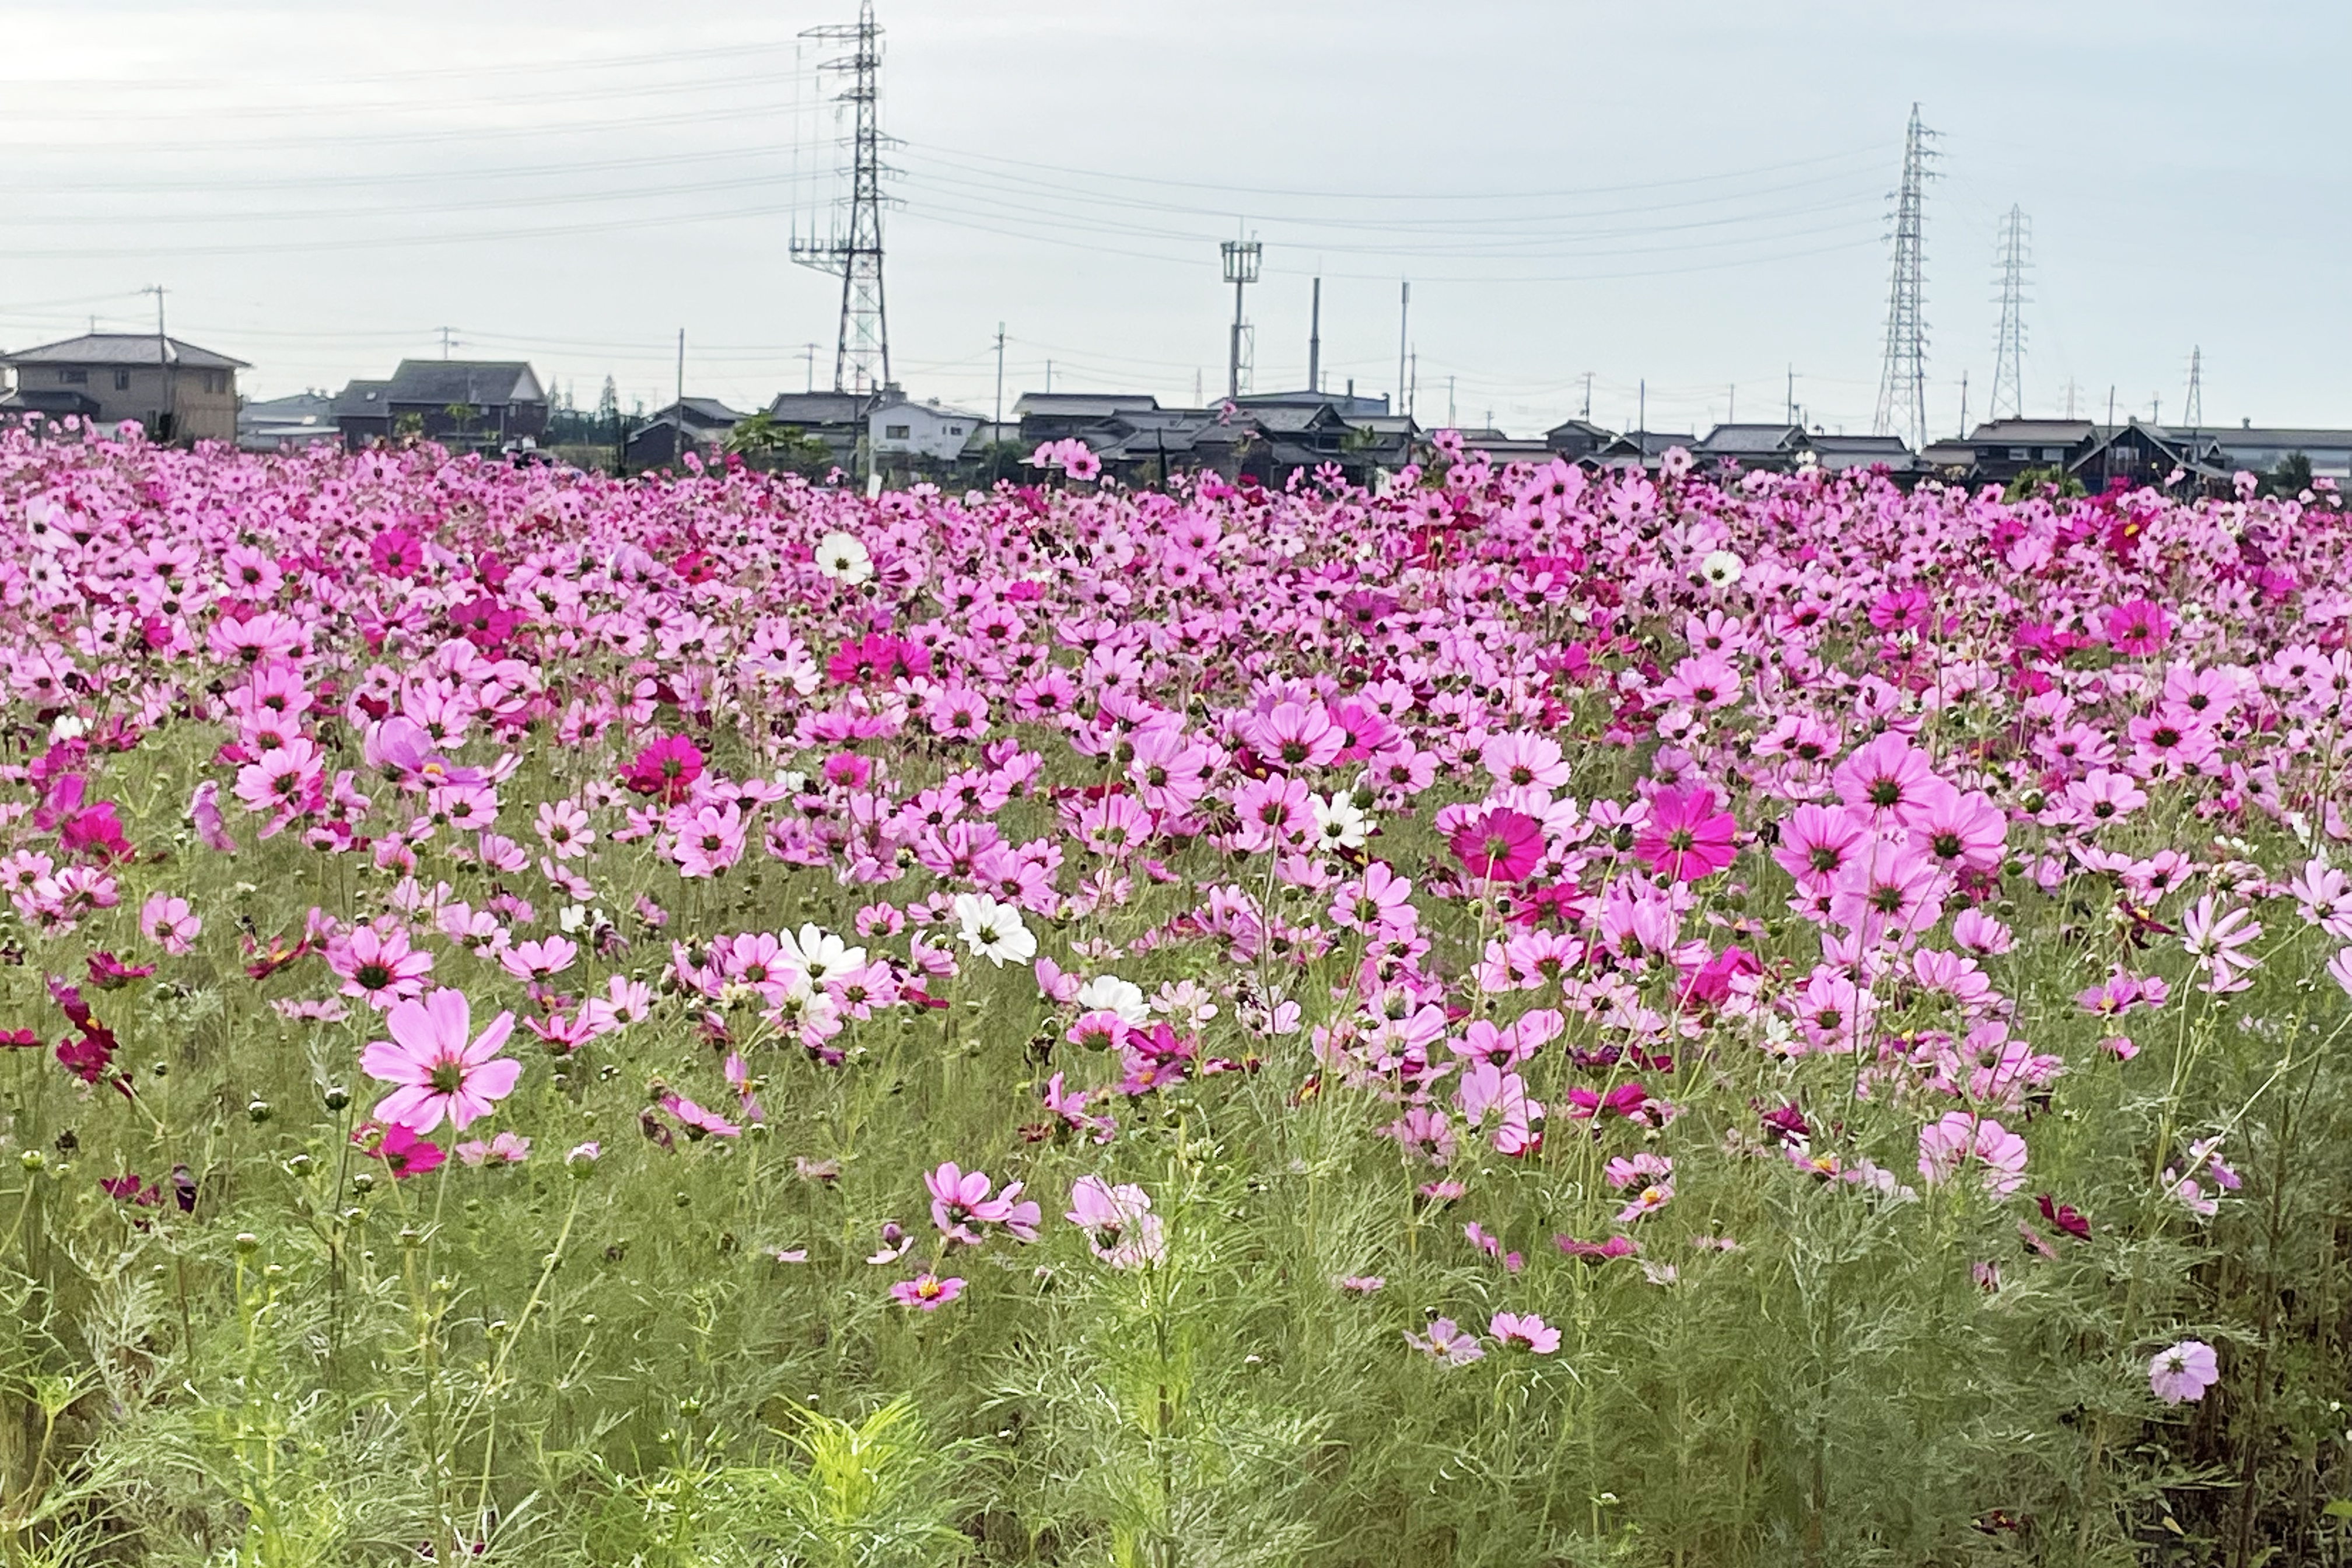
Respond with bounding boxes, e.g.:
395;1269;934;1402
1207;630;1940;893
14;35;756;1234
4;0;2346;438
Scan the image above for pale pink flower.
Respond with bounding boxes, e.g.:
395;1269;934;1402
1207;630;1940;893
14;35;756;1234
359;987;521;1133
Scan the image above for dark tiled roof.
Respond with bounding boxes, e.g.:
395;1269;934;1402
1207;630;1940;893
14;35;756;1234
2;332;248;370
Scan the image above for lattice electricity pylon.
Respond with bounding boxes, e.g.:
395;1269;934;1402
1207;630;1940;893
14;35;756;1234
792;0;894;396
1989;205;2031;422
2184;346;2204;429
1871;104;1937;450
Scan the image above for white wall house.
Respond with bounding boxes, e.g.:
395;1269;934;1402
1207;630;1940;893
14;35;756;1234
870;398;985;463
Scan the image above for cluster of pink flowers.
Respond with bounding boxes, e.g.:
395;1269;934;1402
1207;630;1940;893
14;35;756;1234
9;417;2351;1417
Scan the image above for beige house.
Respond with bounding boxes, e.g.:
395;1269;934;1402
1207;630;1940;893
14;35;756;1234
0;332;249;443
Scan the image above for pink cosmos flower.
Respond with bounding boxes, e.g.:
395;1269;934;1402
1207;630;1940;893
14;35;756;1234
353;1119;446;1180
330;923;435;1008
890;1273;965;1311
2148;1339;2219;1404
139;892;201;956
926;1161;1040;1245
359;987;521;1134
1489;1311;1560;1353
1916;1111;2028;1197
1066;1174;1166;1268
621;734;705;804
2104;598;2175;657
2180;893;2262;994
1448;808;1544;884
457;1131;531;1166
1406;1317;1486;1365
1632;787;1738;881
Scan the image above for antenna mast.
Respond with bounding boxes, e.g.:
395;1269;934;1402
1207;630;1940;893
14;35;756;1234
792;0;891;396
1989;205;2029;422
1871;104;1935;450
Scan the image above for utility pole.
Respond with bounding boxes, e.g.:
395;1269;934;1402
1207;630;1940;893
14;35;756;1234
1872;103;1936;449
1045;359;1054;394
1989;204;2030;421
438;326;458;360
2184;346;2203;429
803;343;816;394
1728;383;1735;424
1785;364;1795;425
1307;276;1321;395
1447;375;1455;428
1638;377;1646;442
792;0;890;397
1396;282;1410;417
674;328;685;457
142;285;172;440
1581;372;1593;420
1221;235;1261;401
1408;350;1418;422
993;323;1006;432
1957;371;1968;439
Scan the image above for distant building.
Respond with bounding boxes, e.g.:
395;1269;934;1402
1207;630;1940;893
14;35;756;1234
0;332;247;443
1014;393;1160;446
761;390;871;470
1237;388;1392;420
871;397;986;465
1958;419;2102;485
626;398;747;467
2165;422;2352;484
1593;430;1700;470
1695;424;1810;470
1543;419;1616;462
237;390;340;453
332;360;547;447
1807;433;1920;475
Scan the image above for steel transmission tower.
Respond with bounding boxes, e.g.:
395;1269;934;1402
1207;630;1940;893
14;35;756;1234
1872;104;1936;449
1989;205;2030;422
792;0;891;396
2183;346;2204;428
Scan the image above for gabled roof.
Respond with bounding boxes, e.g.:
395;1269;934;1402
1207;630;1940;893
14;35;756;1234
1697;423;1807;456
2168;426;2352;449
331;380;391;418
1013;393;1159;419
382;360;544;407
1597;430;1698;460
1;332;249;370
1967;419;2099;444
880;401;988;424
765;391;868;426
1545;417;1614;439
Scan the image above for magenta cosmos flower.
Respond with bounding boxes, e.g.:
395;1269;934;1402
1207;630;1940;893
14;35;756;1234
1632;786;1738;881
1489;1310;1561;1353
1448;808;1544;884
2148;1339;2219;1404
359;986;520;1133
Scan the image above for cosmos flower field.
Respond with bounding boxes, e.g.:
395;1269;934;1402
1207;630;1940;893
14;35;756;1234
5;423;2352;1565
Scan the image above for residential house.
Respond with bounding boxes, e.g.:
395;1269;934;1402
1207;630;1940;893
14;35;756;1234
1958;419;2103;485
626;398;747;467
760;390;872;471
0;332;247;443
1237;387;1392;420
236;390;340;453
332;360;548;447
1694;424;1810;471
1592;430;1700;471
1543;419;1616;462
2165;422;2352;484
1013;393;1160;447
1807;433;1920;475
872;397;986;468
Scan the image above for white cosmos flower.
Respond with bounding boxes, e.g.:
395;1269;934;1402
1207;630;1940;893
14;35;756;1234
779;922;866;985
1700;548;1745;589
951;892;1036;967
814;530;874;585
1311;792;1373;852
1074;975;1150;1027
